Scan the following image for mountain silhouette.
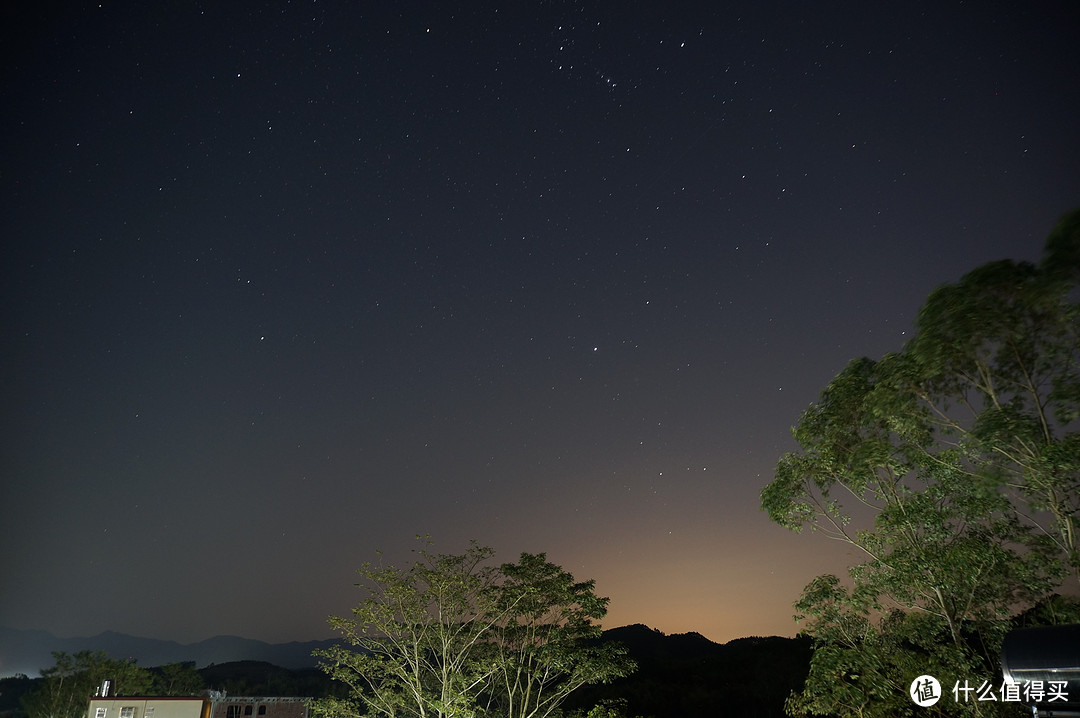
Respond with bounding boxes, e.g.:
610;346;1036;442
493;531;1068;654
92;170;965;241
0;627;340;678
0;625;810;718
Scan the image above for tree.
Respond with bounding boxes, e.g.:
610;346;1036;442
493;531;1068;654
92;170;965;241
152;662;205;696
761;209;1080;717
313;540;633;718
315;541;501;718
482;553;633;718
905;218;1080;582
23;651;158;718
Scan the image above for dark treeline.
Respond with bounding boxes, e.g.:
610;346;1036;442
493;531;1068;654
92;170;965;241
0;627;811;718
567;626;813;718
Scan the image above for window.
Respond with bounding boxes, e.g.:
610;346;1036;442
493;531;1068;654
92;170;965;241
120;708;136;718
146;709;154;718
257;707;266;716
244;707;253;716
227;707;243;718
96;709;107;718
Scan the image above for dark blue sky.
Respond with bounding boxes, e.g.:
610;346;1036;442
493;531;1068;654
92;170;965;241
2;0;1078;650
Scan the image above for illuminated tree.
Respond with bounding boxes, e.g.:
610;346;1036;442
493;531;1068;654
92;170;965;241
482;553;633;718
761;209;1080;716
314;541;632;718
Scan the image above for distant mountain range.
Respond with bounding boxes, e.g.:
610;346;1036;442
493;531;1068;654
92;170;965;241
0;625;813;717
0;627;340;678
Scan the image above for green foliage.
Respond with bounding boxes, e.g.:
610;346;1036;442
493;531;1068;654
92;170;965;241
315;541;501;718
567;698;638;718
761;210;1080;717
152;662;205;696
22;651;158;718
314;540;633;718
21;652;207;718
483;553;634;718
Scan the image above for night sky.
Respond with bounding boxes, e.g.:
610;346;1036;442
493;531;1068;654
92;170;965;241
3;1;1079;649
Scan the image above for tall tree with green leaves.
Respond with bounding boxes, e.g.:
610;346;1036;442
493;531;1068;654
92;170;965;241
313;540;633;718
904;216;1080;582
315;541;502;718
481;553;633;718
761;209;1080;717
